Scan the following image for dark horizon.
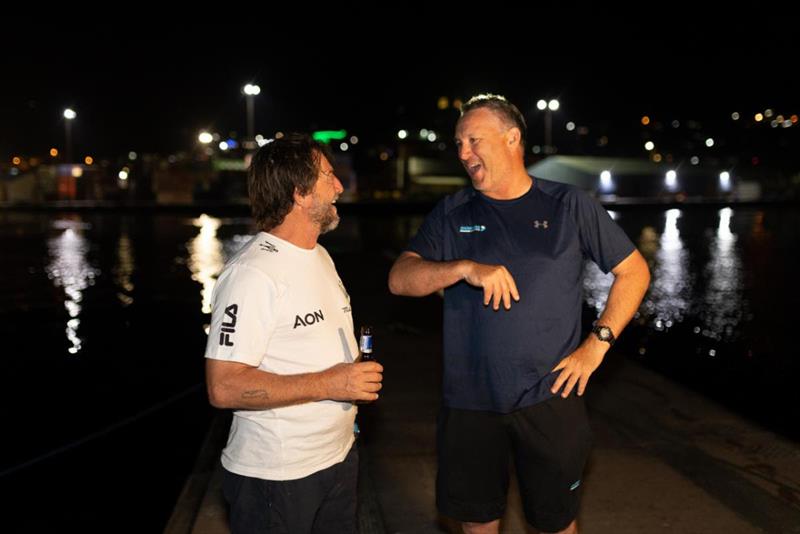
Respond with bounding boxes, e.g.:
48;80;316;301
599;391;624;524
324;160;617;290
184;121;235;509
3;20;798;160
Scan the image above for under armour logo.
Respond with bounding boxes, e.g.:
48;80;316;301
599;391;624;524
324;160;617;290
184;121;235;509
219;304;238;346
259;241;278;253
533;220;549;229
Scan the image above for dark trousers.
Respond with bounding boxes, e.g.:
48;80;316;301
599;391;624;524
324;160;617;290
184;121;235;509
223;445;358;534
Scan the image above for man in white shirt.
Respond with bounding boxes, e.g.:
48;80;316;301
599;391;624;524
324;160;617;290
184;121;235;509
205;133;383;533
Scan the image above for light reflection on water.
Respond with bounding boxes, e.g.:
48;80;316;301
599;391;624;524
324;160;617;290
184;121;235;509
114;231;135;307
187;214;225;314
648;208;692;330
701;208;744;343
185;214;255;315
37;208;764;363
45;219;100;354
584;207;745;348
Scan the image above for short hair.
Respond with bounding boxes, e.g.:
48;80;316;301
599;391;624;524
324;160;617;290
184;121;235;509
247;133;333;231
460;93;527;151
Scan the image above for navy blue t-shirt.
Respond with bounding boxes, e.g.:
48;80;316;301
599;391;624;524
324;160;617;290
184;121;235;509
407;177;635;413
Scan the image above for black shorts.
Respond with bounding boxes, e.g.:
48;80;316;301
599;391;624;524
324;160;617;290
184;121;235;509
222;445;358;534
436;394;592;532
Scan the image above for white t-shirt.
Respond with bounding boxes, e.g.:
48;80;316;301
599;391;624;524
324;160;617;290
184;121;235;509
204;232;358;481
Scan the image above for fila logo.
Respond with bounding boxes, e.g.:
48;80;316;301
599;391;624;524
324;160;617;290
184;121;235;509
219;304;238;346
294;309;325;329
533;220;549;229
259;241;279;253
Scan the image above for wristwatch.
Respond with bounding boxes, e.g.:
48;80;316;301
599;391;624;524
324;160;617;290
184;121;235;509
591;324;616;346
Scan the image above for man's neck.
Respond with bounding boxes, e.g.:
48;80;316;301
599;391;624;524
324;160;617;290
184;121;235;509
268;212;319;250
483;169;533;200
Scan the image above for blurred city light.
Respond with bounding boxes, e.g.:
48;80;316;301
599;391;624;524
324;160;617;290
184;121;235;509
312;130;347;144
242;84;261;145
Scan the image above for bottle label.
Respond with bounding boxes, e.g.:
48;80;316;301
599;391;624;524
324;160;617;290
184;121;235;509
359;335;373;355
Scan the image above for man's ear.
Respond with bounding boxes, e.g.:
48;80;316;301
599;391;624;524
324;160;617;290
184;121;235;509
507;127;521;147
294;188;309;208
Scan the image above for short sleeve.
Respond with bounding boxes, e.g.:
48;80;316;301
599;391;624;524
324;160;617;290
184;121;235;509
406;198;447;261
572;191;636;273
204;264;281;366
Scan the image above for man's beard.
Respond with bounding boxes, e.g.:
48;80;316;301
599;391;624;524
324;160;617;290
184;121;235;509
310;199;340;234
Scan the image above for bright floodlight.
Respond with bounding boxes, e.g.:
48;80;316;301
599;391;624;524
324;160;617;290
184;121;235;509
243;84;261;96
548;99;560;111
536;99;547;110
600;170;613;192
644;141;655;151
64;108;77;120
665;170;677;190
719;171;731;192
198;131;213;144
705;137;714;147
397;129;408;139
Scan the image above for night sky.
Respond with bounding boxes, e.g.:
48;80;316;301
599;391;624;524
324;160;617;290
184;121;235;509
3;17;797;160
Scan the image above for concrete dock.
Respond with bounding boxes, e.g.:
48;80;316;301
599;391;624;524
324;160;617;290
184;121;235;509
167;251;800;534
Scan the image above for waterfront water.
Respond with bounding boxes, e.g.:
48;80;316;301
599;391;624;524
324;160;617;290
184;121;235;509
0;205;797;531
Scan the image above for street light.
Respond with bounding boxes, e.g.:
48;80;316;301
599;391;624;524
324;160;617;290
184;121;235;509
63;108;77;162
536;99;560;154
243;83;261;148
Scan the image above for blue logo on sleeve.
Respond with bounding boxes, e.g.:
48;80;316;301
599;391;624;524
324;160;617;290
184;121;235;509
459;225;486;233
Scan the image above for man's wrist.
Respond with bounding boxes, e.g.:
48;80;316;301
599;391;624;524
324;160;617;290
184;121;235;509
591;324;616;346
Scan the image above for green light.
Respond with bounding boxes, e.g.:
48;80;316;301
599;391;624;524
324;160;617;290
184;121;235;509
312;130;348;144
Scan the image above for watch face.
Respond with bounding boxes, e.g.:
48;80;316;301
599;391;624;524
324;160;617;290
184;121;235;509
593;325;615;344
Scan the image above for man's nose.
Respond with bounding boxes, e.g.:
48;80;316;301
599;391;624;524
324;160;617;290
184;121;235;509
334;177;344;194
458;144;472;161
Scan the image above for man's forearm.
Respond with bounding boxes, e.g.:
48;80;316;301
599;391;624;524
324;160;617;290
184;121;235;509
208;364;327;410
388;253;467;296
596;251;651;338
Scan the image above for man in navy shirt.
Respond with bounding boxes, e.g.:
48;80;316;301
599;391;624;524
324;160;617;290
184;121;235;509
388;94;650;534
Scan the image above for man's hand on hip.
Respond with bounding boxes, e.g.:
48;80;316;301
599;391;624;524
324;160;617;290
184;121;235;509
550;339;608;397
